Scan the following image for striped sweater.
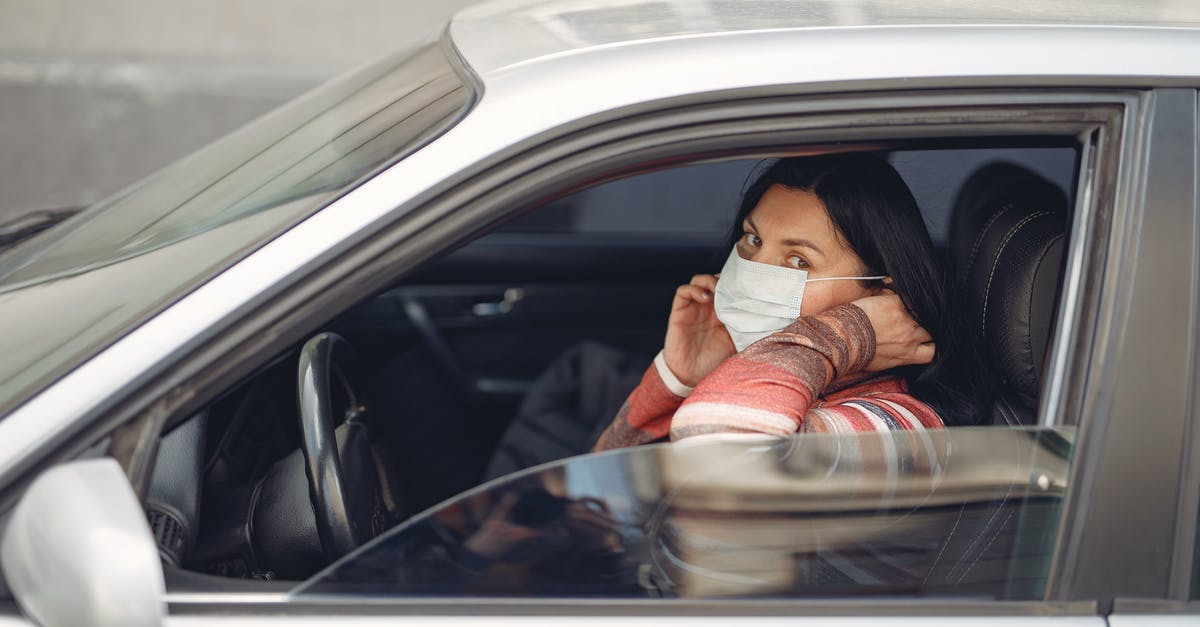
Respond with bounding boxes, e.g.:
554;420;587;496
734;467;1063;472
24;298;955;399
593;303;942;451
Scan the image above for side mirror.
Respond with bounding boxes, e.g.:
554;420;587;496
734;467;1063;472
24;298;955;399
2;458;164;627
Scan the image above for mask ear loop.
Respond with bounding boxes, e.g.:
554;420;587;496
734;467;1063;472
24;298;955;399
805;274;888;283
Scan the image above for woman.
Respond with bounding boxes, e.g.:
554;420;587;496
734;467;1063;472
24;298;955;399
594;152;984;450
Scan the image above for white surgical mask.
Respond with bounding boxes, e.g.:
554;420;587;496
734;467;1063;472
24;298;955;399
713;247;885;351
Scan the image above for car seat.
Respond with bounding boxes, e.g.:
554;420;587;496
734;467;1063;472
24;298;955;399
908;162;1073;597
949;162;1069;425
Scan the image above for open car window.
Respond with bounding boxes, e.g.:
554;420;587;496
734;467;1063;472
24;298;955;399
175;140;1083;597
295;427;1070;600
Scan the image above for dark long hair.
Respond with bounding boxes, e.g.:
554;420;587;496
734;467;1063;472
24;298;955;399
732;153;989;425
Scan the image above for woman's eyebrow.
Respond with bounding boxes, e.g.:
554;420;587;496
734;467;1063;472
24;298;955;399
784;238;824;256
746;217;825;256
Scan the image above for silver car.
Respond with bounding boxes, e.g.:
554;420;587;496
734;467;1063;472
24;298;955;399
1;0;1199;625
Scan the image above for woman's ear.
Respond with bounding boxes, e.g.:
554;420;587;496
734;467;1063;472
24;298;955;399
866;276;893;296
866;279;889;297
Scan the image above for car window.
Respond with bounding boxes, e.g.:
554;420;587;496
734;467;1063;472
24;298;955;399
175;137;1083;603
295;428;1071;600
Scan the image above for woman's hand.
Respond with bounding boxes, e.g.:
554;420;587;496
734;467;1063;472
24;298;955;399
849;290;935;372
663;274;736;386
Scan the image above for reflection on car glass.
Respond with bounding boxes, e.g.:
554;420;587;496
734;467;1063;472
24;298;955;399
0;42;469;292
295;427;1070;600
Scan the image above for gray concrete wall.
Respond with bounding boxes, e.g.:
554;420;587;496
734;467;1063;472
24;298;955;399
0;0;479;220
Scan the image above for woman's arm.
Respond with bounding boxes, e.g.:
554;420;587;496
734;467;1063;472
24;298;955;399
592;352;692;451
670;303;940;439
594;272;735;451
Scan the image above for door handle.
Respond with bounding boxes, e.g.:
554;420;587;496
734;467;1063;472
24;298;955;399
471;288;525;317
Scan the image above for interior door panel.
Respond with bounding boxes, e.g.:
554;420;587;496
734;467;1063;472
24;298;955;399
336;233;724;397
328;232;721;512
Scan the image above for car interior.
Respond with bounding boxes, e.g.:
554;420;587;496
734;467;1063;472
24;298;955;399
145;141;1079;590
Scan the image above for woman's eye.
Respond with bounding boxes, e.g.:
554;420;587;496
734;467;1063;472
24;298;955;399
744;233;762;247
787;256;809;269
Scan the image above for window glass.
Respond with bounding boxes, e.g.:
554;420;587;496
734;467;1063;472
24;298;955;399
0;42;470;291
890;146;1076;247
0;41;472;419
177;143;1079;596
296;427;1070;600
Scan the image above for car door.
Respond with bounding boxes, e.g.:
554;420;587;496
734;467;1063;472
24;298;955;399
142;86;1133;622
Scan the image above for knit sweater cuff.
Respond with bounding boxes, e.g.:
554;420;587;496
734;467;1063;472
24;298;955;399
653;350;695;398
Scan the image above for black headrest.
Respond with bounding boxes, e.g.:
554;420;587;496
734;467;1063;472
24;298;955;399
950;163;1068;421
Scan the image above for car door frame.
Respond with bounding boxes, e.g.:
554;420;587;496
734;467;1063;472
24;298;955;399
1045;88;1200;609
1103;88;1200;625
171;87;1136;612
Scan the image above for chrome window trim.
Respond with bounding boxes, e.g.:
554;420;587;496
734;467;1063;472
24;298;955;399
164;597;1100;621
1037;124;1100;429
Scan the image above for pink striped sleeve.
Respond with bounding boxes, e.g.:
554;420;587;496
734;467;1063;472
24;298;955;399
670;303;875;440
670;304;943;440
803;393;943;434
592;358;687;451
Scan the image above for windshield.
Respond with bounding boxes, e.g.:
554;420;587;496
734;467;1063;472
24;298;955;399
0;38;472;417
0;40;469;290
296;427;1070;600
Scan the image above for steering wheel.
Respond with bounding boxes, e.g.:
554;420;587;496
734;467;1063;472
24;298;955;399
296;332;379;560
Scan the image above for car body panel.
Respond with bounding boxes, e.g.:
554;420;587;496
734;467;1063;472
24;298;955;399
451;0;1200;77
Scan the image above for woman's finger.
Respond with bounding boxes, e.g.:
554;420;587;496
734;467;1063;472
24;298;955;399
912;343;936;364
674;283;713;305
689;274;718;291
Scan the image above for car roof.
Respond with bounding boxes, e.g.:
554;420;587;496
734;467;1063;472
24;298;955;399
450;0;1200;77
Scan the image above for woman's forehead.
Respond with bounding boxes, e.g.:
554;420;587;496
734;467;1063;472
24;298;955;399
747;185;840;242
